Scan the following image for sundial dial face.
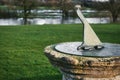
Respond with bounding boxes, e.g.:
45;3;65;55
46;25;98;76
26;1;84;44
55;42;120;57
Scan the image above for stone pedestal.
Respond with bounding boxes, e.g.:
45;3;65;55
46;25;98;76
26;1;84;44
44;45;120;80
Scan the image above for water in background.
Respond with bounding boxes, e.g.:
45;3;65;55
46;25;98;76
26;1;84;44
0;10;111;25
0;17;110;25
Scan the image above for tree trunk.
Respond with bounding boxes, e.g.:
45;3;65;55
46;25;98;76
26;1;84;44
112;13;118;23
23;0;28;25
23;15;27;25
23;9;28;25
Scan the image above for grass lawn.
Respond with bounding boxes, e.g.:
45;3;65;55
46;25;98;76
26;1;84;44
0;24;120;80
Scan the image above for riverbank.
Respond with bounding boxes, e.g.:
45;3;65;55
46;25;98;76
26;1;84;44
0;24;120;80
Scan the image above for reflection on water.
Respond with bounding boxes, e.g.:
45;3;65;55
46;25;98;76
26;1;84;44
0;17;110;25
0;19;21;25
0;9;111;25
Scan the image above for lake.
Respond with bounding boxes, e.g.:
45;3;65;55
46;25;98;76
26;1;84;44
0;9;111;25
0;17;111;25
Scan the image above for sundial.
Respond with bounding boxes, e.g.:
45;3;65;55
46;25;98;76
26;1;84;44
44;5;120;80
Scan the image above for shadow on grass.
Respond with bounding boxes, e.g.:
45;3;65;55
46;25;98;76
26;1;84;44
18;74;61;80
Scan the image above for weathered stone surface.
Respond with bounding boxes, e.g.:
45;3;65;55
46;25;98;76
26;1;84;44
63;74;120;80
44;45;120;79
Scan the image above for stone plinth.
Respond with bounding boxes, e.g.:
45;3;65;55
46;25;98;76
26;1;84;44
44;45;120;80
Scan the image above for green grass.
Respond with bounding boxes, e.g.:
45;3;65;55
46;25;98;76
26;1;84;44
0;24;120;80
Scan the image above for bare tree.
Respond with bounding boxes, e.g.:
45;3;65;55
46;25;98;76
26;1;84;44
58;0;76;24
84;0;120;22
12;0;40;25
0;0;18;18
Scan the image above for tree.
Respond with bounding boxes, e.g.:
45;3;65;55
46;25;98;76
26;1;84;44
58;0;76;23
84;0;120;23
0;0;18;18
12;0;39;25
